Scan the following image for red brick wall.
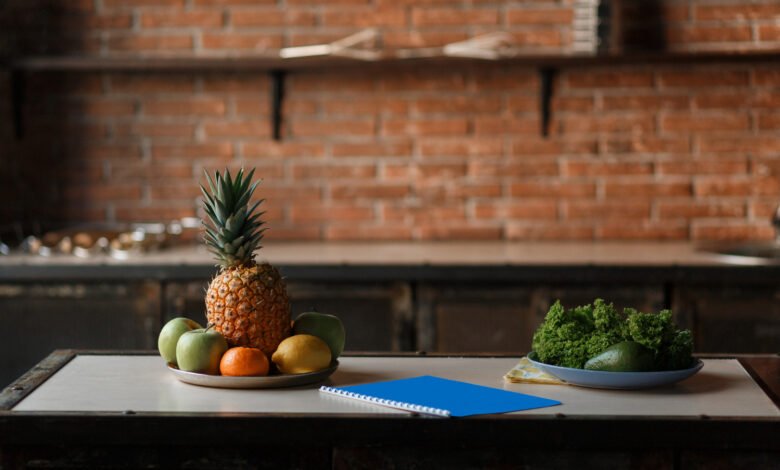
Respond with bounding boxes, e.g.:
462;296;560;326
1;1;779;241
4;0;780;55
618;1;780;52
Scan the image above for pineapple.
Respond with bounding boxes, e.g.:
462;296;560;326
201;168;291;356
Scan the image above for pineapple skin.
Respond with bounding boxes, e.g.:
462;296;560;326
205;262;291;356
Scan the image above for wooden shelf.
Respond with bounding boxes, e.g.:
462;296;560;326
5;49;779;72
3;50;777;141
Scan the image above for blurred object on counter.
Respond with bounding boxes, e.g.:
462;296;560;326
16;218;202;259
167;217;202;244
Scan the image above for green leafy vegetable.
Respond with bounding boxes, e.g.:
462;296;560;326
531;299;693;370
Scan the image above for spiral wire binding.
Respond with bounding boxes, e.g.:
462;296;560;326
319;386;451;417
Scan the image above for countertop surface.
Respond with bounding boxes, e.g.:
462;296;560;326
12;355;779;418
0;241;776;282
0;241;733;267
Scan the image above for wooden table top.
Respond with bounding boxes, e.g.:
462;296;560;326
7;354;779;418
1;351;778;452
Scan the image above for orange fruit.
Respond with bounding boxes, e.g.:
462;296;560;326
219;347;270;377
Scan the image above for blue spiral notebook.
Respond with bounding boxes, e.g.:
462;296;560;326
319;375;561;417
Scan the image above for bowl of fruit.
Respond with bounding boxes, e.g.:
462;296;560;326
157;169;345;389
159;314;344;389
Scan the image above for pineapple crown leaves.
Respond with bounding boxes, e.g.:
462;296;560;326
200;168;267;268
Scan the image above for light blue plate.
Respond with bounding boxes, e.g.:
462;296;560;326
527;352;703;390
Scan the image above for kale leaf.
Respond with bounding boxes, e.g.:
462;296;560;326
531;299;693;370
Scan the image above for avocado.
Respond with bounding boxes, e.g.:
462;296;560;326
584;341;655;372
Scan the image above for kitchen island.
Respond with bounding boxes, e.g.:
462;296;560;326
1;351;778;469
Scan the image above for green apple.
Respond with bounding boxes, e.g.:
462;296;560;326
292;312;346;359
176;326;228;374
158;317;203;365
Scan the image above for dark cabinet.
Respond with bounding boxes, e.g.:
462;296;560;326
287;282;413;352
0;282;160;388
673;285;780;353
417;283;666;353
417;284;535;353
532;285;666;318
163;280;209;325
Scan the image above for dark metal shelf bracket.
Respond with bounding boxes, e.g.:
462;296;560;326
539;67;557;138
11;69;25;139
270;70;286;141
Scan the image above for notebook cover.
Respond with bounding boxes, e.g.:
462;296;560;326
322;375;561;417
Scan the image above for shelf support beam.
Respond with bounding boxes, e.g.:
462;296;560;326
270;70;286;141
539;67;556;138
11;69;25;139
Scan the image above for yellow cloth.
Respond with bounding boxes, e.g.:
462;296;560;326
503;357;566;385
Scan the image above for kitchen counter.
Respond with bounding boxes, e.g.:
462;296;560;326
0;241;777;283
1;351;778;468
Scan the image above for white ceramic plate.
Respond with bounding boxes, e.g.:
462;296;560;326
167;361;338;389
527;352;703;390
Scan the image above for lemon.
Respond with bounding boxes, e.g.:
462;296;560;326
271;334;332;374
